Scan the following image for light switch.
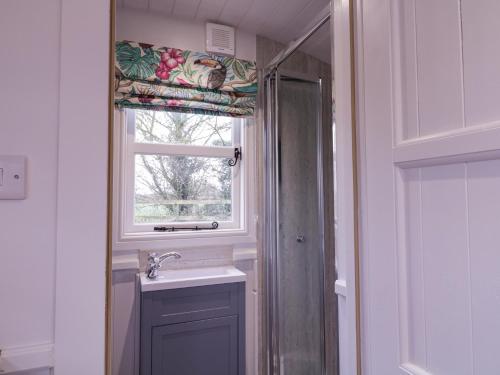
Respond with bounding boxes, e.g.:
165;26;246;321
0;156;26;200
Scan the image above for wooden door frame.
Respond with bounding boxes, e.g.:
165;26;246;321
54;0;111;374
332;0;362;374
106;1;115;374
104;1;364;374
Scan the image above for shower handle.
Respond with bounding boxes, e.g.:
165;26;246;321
296;235;305;243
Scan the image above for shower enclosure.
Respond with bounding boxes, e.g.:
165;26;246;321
262;13;337;375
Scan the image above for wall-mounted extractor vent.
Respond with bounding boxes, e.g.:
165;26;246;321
206;23;235;56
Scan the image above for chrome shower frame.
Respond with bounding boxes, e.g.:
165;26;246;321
262;11;332;375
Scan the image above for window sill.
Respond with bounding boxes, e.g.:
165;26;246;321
113;227;256;252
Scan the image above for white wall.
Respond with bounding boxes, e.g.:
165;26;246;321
0;1;60;372
0;1;109;374
116;8;256;61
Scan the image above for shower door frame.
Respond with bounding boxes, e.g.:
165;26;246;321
262;13;334;375
264;68;328;375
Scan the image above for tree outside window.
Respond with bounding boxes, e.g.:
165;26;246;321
133;110;235;224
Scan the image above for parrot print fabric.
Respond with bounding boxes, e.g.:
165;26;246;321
115;41;257;117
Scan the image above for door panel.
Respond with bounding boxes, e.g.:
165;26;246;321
151;316;238;375
467;160;500;374
419;165;471;375
395;0;500;139
358;0;500;374
402;165;472;374
461;0;500;126
277;76;324;374
414;0;464;136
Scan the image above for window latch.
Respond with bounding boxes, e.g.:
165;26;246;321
228;147;241;167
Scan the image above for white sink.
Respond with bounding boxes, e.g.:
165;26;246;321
140;265;246;292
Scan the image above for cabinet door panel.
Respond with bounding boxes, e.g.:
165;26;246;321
147;283;240;326
151;316;238;375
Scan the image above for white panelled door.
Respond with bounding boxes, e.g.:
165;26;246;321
356;0;500;374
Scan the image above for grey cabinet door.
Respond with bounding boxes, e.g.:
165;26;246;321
151;316;238;375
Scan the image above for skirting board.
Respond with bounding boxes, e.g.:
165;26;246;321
0;343;53;374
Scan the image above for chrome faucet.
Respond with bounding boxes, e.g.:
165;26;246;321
146;251;181;279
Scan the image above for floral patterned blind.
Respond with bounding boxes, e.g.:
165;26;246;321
115;41;258;117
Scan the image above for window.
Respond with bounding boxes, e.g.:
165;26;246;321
118;109;248;239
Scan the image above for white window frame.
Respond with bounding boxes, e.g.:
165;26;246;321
112;108;257;251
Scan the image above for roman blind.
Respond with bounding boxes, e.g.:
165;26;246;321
114;41;257;117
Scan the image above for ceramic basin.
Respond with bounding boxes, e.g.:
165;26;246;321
140;265;246;292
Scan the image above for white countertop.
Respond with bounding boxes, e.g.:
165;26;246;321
140;265;246;292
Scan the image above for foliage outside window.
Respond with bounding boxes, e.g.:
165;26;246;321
123;109;242;232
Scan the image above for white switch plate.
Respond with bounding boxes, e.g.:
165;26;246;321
0;156;27;199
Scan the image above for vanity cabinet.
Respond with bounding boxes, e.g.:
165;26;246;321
140;282;245;375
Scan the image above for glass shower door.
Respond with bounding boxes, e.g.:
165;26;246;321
265;70;326;375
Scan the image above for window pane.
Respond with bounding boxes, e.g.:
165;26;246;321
134;154;232;224
134;110;233;147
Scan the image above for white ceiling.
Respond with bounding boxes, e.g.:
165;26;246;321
117;0;331;45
